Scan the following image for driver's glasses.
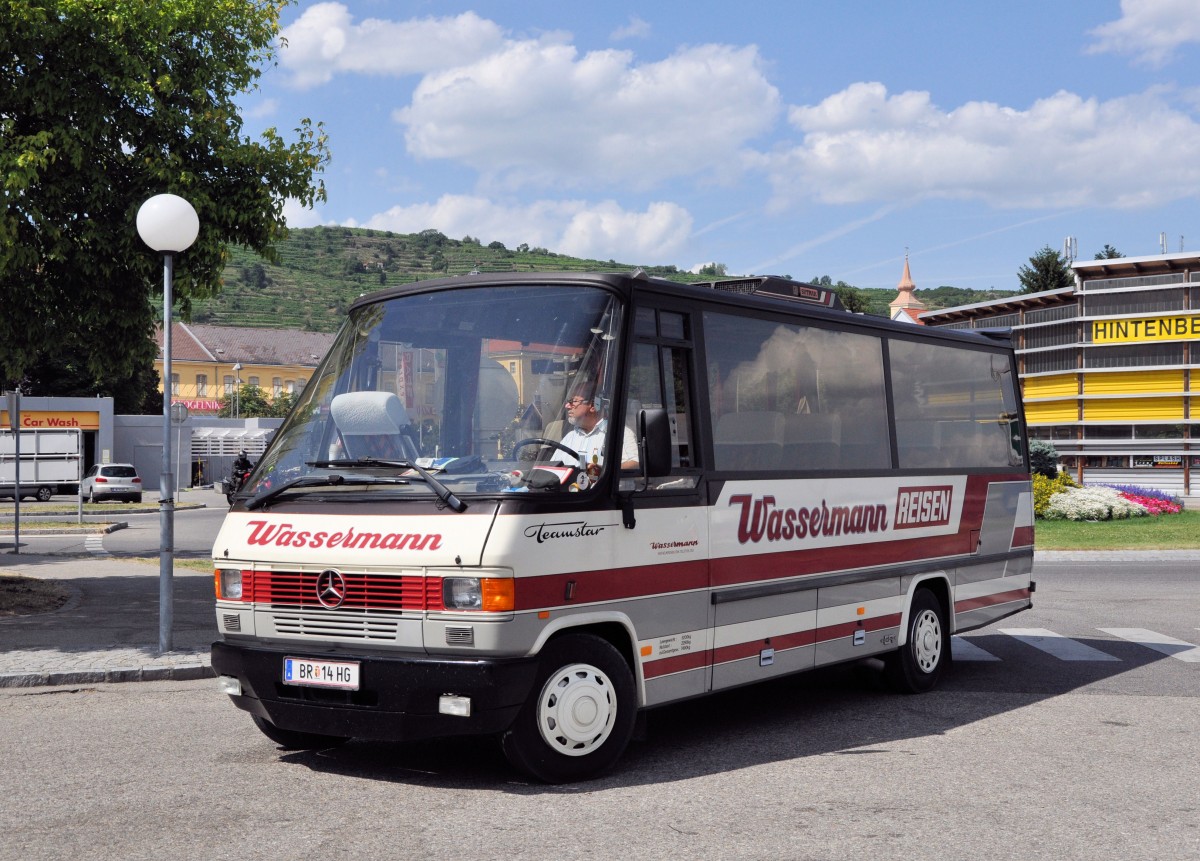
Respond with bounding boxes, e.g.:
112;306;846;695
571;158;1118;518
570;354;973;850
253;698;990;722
564;397;587;408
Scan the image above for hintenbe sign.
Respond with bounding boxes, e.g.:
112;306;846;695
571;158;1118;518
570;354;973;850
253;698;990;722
1091;314;1200;344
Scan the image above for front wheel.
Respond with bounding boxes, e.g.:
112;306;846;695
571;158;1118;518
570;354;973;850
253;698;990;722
884;588;950;694
250;714;349;751
501;633;637;783
35;486;53;502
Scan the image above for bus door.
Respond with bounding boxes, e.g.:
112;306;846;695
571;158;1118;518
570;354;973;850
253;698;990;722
626;303;711;707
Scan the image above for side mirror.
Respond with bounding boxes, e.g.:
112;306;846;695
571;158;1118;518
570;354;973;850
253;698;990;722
639;408;672;478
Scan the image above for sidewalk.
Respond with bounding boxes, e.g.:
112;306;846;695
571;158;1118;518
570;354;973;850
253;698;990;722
0;553;216;687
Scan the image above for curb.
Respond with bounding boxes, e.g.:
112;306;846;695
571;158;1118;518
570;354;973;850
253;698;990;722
0;663;214;689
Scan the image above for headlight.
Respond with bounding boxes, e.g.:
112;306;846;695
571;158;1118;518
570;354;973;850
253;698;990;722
442;577;514;612
215;568;244;600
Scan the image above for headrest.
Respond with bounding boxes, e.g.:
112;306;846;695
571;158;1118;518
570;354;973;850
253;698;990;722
330;391;410;435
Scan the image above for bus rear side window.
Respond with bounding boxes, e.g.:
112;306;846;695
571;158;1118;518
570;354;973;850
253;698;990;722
889;339;1022;469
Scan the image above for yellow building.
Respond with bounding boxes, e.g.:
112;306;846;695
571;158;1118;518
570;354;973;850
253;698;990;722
921;250;1200;496
154;323;335;415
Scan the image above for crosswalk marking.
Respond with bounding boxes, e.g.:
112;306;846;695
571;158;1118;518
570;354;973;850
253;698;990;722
950;627;1200;665
951;636;1000;661
84;535;109;556
1099;628;1200;663
999;628;1120;661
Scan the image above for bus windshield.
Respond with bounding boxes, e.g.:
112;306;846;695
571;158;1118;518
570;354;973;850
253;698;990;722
245;283;625;502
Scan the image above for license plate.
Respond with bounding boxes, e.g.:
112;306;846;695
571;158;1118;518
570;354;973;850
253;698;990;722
283;656;360;690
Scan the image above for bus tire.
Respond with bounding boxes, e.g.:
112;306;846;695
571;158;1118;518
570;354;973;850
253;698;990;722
250;714;349;751
501;633;637;783
885;588;950;694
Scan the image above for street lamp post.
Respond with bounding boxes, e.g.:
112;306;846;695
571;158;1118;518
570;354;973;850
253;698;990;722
232;362;242;419
136;193;199;654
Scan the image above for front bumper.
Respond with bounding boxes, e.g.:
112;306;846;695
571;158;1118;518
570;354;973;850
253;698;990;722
211;640;539;742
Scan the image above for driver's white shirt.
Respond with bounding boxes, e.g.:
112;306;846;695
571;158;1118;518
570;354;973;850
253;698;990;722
551;419;637;469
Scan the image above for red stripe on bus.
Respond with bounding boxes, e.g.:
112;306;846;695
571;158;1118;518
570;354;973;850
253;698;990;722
954;588;1030;613
709;533;970;586
1011;525;1034;548
514;559;709;611
644;613;903;679
643;649;708;679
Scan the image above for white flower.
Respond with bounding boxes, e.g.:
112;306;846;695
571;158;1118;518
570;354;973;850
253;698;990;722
1043;485;1148;521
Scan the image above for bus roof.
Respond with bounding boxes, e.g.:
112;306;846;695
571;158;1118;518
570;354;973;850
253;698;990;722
349;270;1012;349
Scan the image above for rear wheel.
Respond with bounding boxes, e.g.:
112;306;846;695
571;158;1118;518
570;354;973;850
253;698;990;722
501;633;637;783
87;490;96;504
250;714;349;751
35;486;53;502
885;588;950;694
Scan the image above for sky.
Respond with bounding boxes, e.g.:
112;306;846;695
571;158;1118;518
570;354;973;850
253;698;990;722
240;0;1200;292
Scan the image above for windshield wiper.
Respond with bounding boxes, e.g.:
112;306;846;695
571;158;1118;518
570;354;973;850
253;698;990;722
307;458;469;512
244;473;413;511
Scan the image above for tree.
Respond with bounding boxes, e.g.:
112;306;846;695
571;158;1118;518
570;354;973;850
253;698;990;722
1094;244;1124;260
268;390;299;418
0;0;329;411
1028;440;1060;479
217;384;272;418
698;262;728;276
1017;246;1074;294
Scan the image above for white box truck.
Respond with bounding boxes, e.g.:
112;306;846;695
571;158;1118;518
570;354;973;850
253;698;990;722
0;428;83;501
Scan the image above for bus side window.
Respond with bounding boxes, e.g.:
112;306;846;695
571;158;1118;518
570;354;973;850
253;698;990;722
703;312;890;472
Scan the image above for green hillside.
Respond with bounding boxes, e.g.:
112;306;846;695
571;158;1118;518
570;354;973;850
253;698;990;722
190;226;1014;331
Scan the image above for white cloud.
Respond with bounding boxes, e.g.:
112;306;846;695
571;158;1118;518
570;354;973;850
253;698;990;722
282;198;328;229
1086;0;1200;67
278;4;505;88
357;195;693;261
611;16;651;40
395;41;780;190
761;82;1200;210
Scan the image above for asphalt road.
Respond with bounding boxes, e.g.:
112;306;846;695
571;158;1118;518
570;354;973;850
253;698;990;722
0;560;1196;861
1;486;228;558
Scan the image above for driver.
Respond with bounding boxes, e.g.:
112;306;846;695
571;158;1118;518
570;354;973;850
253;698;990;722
551;393;638;474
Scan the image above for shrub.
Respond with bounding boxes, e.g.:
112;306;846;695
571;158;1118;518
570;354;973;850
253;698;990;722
1043;484;1148;521
1032;471;1077;517
1028;439;1060;479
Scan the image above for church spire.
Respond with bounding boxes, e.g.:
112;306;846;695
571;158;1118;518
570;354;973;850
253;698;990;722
889;250;926;323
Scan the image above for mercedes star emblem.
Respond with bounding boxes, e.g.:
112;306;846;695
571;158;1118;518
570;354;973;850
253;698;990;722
315;569;347;609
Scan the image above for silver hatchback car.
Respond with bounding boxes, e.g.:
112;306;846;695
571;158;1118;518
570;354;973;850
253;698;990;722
81;463;143;503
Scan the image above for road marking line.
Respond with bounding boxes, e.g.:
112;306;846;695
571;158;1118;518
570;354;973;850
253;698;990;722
84;535;109;556
1099;628;1200;663
999;628;1120;661
951;636;1000;661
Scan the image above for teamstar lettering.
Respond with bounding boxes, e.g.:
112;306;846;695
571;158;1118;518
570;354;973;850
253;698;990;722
729;494;889;545
524;521;613;543
245;520;442;551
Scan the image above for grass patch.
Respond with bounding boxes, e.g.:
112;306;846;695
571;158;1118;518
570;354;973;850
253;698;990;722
1035;510;1200;550
129;557;215;572
0;521;117;531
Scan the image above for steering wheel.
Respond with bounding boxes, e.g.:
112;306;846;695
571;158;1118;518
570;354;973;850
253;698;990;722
512;437;580;462
509;438;581;489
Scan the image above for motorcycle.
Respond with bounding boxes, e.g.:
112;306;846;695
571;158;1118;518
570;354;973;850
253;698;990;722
222;465;253;504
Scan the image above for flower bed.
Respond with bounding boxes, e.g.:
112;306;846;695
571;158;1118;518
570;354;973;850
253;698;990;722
1038;480;1183;521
